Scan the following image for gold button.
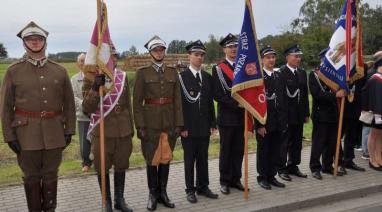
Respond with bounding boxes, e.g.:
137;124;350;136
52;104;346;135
44;100;47;103
42;87;46;91
18;121;21;124
40;76;44;79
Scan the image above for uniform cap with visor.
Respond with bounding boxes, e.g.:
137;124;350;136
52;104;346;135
17;21;48;39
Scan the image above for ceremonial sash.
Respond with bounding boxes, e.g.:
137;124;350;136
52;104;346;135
87;69;126;140
219;63;254;131
372;73;382;83
218;63;234;81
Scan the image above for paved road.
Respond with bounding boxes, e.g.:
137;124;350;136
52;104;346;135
0;146;381;212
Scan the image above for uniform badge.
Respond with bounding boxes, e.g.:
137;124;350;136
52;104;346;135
190;91;194;96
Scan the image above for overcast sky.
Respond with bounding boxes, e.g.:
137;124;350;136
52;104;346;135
0;0;379;57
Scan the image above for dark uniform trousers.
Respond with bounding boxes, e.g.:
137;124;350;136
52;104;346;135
92;136;133;173
219;126;244;186
256;131;282;181
17;148;63;182
310;122;337;172
340;119;363;164
256;70;287;181
279;124;304;173
308;70;340;172
179;69;215;194
341;71;367;164
278;66;309;174
181;136;209;192
212;61;245;186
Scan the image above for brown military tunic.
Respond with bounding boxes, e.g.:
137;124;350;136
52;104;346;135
0;57;76;180
1;58;76;150
133;63;183;165
82;72;134;172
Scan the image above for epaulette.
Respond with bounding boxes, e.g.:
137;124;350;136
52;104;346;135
136;64;152;71
6;58;26;69
47;59;66;71
47;58;60;65
165;65;176;70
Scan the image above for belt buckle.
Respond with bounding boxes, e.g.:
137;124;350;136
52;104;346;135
40;111;47;118
159;98;164;104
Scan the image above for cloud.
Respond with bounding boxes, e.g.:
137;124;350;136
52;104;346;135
0;0;379;57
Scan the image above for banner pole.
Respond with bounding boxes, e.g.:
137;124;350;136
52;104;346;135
244;110;249;199
334;0;352;178
96;0;106;208
333;97;345;177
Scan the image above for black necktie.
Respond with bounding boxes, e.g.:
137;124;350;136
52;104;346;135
196;72;201;86
233;63;236;68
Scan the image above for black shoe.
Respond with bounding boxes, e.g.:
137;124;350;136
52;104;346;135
278;173;292;181
312;171;322;180
290;169;308;178
230;182;246;191
220;185;230;195
258;180;271;190
345;161;366;172
197;188;218;199
186;192;197;203
322;168;344;176
269;178;285;188
338;166;348;175
369;162;382;171
114;172;133;212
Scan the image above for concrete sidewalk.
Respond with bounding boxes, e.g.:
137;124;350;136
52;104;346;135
1;145;381;212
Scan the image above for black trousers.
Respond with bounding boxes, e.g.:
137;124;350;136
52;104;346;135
279;124;303;174
218;125;244;186
341;118;363;163
309;121;337;172
181;136;210;193
256;131;282;182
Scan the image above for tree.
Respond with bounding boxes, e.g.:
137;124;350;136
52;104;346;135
127;45;139;56
291;0;344;32
167;40;188;54
362;5;382;55
121;45;140;58
0;43;8;59
204;34;224;64
259;33;303;67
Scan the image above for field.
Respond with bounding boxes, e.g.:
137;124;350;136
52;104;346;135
0;62;312;186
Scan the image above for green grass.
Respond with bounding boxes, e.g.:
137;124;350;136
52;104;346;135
0;62;312;186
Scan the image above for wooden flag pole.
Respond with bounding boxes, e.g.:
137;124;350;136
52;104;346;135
334;0;353;178
333;97;345;177
244;110;249;199
96;0;107;208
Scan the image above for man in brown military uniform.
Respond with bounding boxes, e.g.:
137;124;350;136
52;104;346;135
82;46;134;212
133;35;183;211
0;21;76;212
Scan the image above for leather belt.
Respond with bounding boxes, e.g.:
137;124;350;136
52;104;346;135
145;98;172;105
15;108;61;119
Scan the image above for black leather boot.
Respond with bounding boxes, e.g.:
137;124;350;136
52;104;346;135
41;179;57;212
24;178;42;212
114;172;133;212
97;174;113;212
146;165;158;211
158;164;175;208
